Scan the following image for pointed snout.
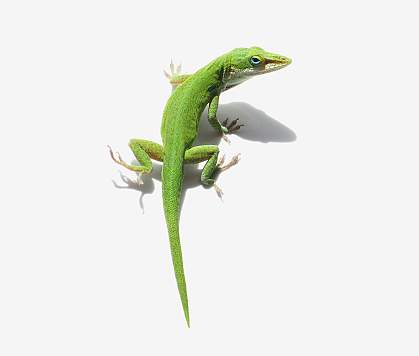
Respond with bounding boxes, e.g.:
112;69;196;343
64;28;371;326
275;55;292;66
259;54;292;74
282;56;292;65
264;53;292;70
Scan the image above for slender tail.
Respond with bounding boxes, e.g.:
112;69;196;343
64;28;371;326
162;148;190;327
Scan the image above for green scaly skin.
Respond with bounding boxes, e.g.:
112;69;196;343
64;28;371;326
109;47;291;327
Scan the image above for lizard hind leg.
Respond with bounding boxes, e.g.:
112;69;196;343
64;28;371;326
184;145;240;196
184;145;219;186
108;139;164;178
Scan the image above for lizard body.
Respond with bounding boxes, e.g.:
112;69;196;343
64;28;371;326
110;47;291;326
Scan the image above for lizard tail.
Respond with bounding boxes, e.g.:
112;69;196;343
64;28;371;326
162;148;190;327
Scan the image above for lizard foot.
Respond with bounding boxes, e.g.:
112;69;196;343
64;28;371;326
108;145;148;178
218;154;241;172
108;145;130;168
163;60;182;81
222;118;245;134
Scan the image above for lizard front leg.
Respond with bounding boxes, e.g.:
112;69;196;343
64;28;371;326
207;96;243;141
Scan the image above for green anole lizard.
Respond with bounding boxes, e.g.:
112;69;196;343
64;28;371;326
109;47;291;327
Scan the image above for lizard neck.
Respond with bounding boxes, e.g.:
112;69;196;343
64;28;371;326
161;57;227;147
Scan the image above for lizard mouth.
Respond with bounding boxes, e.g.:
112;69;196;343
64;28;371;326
259;57;292;74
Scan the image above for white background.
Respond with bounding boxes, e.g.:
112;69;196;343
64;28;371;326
1;0;418;355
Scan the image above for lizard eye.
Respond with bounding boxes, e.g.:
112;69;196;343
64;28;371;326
250;56;262;66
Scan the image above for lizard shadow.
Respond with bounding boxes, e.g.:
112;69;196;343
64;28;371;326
112;163;206;213
195;101;297;145
111;102;296;212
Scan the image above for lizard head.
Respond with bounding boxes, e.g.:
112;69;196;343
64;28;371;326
223;47;291;88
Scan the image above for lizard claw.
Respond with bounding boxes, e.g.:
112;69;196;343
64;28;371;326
217;154;226;168
170;59;175;75
221;117;244;134
213;183;224;198
108;145;122;164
